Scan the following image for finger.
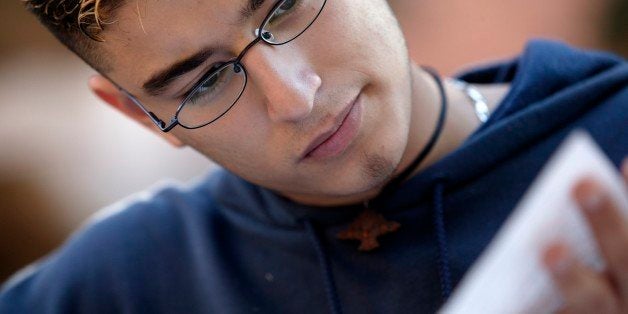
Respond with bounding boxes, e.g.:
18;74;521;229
573;178;628;299
543;243;619;314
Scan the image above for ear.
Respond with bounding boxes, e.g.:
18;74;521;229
88;75;185;148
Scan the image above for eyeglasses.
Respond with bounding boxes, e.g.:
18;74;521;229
121;0;327;132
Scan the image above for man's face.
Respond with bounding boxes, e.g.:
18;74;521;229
102;0;413;205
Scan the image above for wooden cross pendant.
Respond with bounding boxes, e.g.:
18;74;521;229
336;208;401;251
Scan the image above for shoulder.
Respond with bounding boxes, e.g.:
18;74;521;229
0;172;224;313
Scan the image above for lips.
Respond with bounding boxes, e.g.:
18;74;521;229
301;93;362;161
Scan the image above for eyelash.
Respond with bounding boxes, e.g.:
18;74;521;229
249;0;266;12
181;63;224;100
181;0;300;100
271;0;301;24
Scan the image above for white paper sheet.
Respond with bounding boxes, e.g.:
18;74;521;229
440;131;628;314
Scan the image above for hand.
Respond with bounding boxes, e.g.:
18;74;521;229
542;158;628;314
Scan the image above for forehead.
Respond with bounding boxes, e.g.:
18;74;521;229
113;0;243;32
102;0;256;88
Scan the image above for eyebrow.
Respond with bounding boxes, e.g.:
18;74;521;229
239;0;266;21
141;0;268;97
142;48;214;96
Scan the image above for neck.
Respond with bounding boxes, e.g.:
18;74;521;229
398;64;511;181
393;64;484;180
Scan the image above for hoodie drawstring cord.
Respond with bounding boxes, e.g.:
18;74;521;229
433;181;453;301
303;220;343;314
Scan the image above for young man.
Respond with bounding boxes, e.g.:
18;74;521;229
1;0;627;313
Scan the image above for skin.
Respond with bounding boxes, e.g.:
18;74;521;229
89;0;505;206
543;160;628;314
84;0;627;309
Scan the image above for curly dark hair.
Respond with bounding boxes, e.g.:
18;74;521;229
22;0;123;72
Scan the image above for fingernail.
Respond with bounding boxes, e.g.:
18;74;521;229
581;183;603;212
545;245;572;275
622;158;628;178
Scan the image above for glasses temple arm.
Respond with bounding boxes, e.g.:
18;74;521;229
119;88;179;133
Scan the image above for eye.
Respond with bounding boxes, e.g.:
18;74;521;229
268;0;299;24
278;0;297;12
186;64;228;105
197;73;219;94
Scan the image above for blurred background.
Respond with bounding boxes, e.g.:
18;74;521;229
1;0;626;283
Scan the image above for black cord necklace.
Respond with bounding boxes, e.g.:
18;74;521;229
377;66;448;198
337;66;448;251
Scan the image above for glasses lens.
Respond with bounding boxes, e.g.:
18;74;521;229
178;63;246;128
260;0;326;44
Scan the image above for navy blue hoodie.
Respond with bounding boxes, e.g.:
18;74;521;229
1;40;626;313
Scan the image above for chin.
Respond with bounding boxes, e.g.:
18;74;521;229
314;151;401;200
278;143;406;206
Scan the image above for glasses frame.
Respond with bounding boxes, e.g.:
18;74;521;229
120;0;327;132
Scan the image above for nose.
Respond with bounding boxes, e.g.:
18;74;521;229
241;44;322;123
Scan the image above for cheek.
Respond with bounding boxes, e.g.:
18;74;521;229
329;3;411;119
326;0;406;55
177;103;281;175
320;1;409;91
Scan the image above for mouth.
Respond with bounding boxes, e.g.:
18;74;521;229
301;92;363;161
